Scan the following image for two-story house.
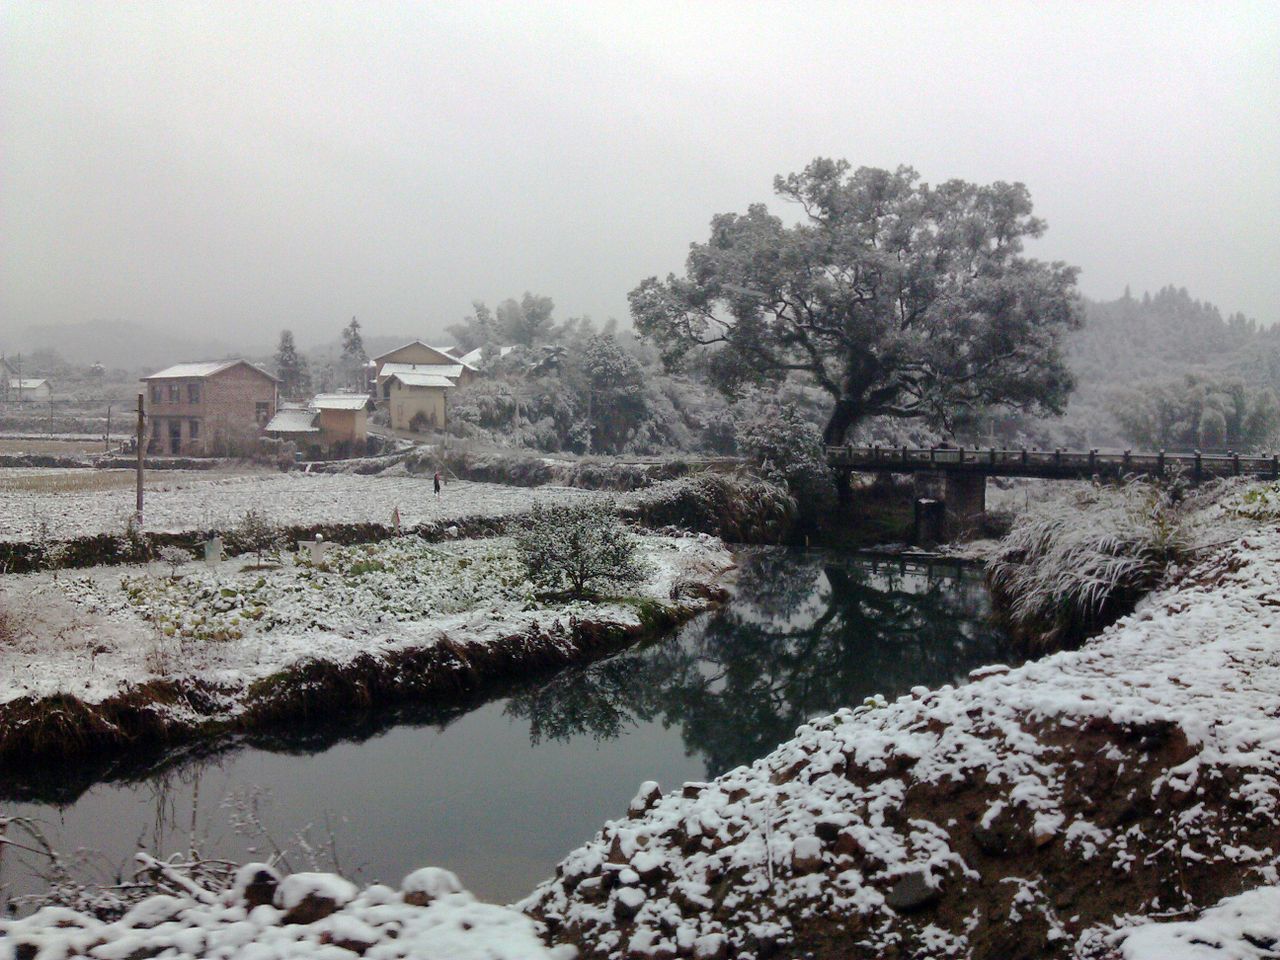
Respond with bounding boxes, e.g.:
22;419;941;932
371;341;479;432
141;360;279;456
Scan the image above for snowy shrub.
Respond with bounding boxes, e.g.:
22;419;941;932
115;513;151;563
630;473;795;543
0;604;21;647
157;545;192;577
514;503;647;599
734;400;835;522
989;479;1192;650
233;509;284;566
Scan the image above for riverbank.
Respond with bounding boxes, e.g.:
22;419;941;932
0;531;736;773
523;518;1280;958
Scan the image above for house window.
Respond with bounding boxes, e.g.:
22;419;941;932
188;382;201;403
255;401;270;425
151;385;162;404
189;419;200;439
168;383;180;402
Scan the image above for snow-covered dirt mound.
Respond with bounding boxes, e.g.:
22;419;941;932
523;530;1280;958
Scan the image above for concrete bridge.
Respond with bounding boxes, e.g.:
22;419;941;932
826;445;1280;539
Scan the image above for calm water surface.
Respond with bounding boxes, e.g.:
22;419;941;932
1;549;1012;907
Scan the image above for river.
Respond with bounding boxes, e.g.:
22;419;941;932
0;548;1014;910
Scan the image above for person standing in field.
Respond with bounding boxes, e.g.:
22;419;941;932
434;470;442;498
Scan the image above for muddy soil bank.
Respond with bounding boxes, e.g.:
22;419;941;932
0;590;725;786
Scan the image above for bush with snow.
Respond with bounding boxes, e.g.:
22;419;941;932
988;478;1192;649
514;503;647;600
734;398;835;520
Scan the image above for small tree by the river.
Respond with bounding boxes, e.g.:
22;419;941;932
514;504;646;600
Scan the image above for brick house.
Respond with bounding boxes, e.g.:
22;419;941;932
371;341;478;432
142;360;279;456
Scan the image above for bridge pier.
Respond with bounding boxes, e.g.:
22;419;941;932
911;471;986;540
944;473;987;537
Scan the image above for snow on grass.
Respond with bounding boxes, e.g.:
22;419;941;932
0;471;614;542
0;865;576;960
522;513;1280;958
0;532;733;709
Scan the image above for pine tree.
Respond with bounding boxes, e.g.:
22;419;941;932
274;330;311;398
340;317;368;390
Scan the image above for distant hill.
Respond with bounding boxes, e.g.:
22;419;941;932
2;320;263;373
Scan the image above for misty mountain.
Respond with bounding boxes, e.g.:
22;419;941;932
1;320;268;373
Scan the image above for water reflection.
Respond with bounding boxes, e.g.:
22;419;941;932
2;549;1012;906
506;550;1010;777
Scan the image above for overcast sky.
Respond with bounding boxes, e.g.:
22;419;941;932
2;1;1277;349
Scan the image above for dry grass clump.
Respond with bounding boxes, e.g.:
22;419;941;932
989;479;1192;651
0;603;22;647
0;470;137;493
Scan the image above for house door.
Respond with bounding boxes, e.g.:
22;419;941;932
169;421;182;454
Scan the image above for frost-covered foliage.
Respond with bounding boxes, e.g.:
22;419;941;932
989;479;1192;649
231;509;284;565
156;545;192;577
629;473;795;543
513;504;647;600
734;398;835;520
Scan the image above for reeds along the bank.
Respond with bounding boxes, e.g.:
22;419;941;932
988;481;1191;652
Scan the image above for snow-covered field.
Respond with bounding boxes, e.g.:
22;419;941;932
0;532;733;710
524;516;1280;957
0;470;616;542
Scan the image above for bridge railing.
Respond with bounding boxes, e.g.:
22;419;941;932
826;445;1280;480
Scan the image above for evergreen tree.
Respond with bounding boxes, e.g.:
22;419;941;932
274;329;311;398
340;317;367;390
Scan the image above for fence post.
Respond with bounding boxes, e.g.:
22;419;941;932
930;446;936;464
1123;449;1131;472
1021;447;1028;466
1088;449;1096;471
989;447;996;465
1194;450;1202;484
1054;448;1062;468
1233;451;1241;476
1158;450;1165;476
1273;454;1278;481
901;445;908;463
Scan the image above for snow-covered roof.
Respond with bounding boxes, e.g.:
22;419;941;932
370;340;441;363
379;362;464;380
388;373;456;389
142;360;279;382
8;378;48;389
458;345;515;367
264;408;320;433
310;393;371;411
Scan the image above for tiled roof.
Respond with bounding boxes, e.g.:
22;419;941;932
310;393;371;411
264;408;320;433
142;360;279;382
388;373;456;388
379;362;464;380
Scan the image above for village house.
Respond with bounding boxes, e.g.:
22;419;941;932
0;356;53;402
5;378;51;401
264;392;371;459
141;360;278;456
371;341;479;432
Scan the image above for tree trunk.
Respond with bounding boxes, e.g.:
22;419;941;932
822;398;860;446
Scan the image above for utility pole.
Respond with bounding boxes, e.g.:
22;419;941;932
135;392;145;526
105;404;112;454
